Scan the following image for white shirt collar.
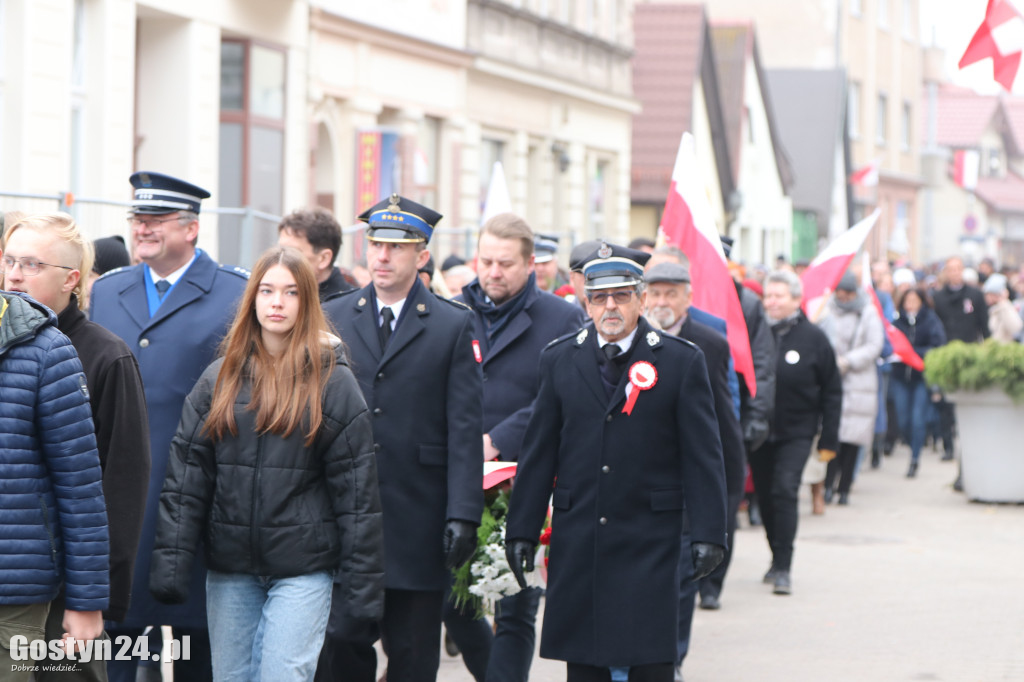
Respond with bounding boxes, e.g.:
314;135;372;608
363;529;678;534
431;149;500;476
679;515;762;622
376;296;407;329
151;252;197;287
598;327;638;354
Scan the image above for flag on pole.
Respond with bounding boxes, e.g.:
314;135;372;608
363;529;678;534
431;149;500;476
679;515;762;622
953;149;980;190
959;0;1024;91
860;253;924;372
659;132;756;397
801;209;881;317
481;161;512;225
850;158;880;187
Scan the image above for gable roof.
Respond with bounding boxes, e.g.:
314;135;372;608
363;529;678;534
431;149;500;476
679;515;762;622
975;171;1024;215
709;21;793;191
765;68;847;224
631;3;733;206
933;84;1000;149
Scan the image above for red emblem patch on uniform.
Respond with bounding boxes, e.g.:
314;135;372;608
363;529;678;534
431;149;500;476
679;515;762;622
622;361;657;415
472;339;483;363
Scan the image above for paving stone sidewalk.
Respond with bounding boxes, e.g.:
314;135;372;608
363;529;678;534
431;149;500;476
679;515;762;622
437;444;1024;682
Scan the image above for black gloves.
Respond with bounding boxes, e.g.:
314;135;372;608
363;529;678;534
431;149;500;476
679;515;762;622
743;418;770;452
691;542;725;581
443;520;479;570
505;539;536;589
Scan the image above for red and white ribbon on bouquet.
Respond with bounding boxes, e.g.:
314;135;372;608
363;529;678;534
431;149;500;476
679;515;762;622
622;361;657;415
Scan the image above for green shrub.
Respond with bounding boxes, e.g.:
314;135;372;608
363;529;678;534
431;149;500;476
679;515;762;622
924;340;1024;402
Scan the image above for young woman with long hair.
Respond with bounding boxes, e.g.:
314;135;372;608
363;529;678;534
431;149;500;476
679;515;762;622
149;246;384;682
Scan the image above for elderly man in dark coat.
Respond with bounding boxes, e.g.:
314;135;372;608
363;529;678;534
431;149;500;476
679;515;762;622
506;244;727;682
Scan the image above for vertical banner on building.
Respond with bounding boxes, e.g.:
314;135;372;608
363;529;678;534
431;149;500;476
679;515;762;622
354;130;401;261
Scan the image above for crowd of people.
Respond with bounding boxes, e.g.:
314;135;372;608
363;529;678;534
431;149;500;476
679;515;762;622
1;167;1018;682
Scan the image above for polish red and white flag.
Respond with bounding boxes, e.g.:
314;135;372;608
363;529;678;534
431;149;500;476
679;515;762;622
959;0;1024;91
659;132;756;396
860;253;925;372
801;210;880;319
850;158;880;187
953;149;980;190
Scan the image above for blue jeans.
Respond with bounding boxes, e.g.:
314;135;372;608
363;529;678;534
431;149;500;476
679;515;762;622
207;570;333;682
889;377;930;462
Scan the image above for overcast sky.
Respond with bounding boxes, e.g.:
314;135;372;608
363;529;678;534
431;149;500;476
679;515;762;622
923;0;1024;93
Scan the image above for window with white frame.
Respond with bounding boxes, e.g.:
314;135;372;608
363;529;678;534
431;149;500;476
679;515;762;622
479;138;506;215
850;0;862;17
902;0;915;39
848;81;861;139
878;0;889;29
876;92;888;146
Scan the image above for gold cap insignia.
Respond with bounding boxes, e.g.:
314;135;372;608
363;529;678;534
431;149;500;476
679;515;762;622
597;242;612;259
388;193;401;212
576;329;588;345
647;331;659;346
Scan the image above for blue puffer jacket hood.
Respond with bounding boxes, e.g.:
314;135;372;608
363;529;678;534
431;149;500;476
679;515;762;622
0;291;110;611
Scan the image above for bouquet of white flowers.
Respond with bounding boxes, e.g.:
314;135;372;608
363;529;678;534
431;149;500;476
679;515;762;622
451;488;544;617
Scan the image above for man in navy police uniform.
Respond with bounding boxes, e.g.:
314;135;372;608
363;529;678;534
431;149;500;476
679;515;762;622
318;194;483;682
506;244;728;682
90;171;248;682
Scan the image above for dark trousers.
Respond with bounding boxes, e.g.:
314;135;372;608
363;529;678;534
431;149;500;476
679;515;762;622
698;488;742;599
317;588;443;682
105;626;211;682
566;662;674;682
748;437;814;572
824;442;861;495
675;532;696;667
441;594;492;682
938;397;957;456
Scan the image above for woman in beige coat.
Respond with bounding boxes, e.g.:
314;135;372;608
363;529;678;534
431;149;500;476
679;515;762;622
983;273;1023;343
817;273;885;505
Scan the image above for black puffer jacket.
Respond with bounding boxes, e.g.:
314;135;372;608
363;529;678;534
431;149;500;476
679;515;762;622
149;342;384;621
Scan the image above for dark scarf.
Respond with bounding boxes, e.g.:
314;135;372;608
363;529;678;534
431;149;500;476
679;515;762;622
461;272;536;342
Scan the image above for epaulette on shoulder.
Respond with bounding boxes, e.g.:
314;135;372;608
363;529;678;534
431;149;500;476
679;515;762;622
221;264;251;279
662;333;700;351
545;327;584;350
323;288;361;304
95;265;133;280
436;295;471;311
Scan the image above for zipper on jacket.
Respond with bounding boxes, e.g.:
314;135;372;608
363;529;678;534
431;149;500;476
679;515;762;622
39;497;58;571
250;434;265;575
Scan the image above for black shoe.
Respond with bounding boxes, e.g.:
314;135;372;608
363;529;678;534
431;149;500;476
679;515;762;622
837;492;849;505
953;475;964;492
763;567;779;584
772;571;791;595
941;450;955;462
444;630;460;657
871;450;881;469
699;592;721;610
823;487;834;504
907;461;918;478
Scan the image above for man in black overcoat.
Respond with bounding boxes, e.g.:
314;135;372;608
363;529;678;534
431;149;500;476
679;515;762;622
318;194;483;682
506;244;728;682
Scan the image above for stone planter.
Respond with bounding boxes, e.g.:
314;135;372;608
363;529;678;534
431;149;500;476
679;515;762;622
950;388;1024;503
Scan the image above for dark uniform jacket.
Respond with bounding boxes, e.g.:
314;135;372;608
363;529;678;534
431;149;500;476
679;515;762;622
506;317;728;667
679;317;745;500
932;284;989;343
323;278;484;591
58;296;150;622
457;280;586;460
320;267;355;302
149;344;384;622
767;313;843;451
90;251;248;628
737;283;776;434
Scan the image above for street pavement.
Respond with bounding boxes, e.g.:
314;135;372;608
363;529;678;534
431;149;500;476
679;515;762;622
435;443;1024;682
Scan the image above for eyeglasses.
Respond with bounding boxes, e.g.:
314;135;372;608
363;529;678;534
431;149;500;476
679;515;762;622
586;290;636;306
128;215;183;229
1;256;74;277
